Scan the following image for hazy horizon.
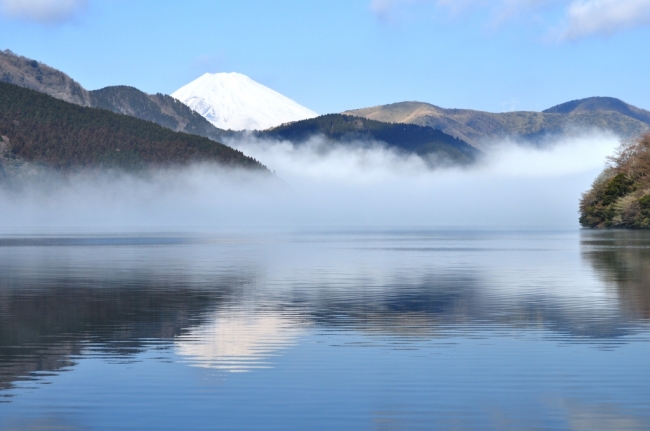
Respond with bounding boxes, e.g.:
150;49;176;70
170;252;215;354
0;131;619;232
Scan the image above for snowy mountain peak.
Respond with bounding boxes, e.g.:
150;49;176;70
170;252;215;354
171;72;318;131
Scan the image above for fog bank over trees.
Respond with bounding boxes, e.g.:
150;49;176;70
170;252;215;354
0;131;620;231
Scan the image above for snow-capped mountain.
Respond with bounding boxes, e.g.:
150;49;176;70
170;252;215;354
171;72;318;131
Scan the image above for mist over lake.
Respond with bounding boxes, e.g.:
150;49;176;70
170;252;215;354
0;132;619;230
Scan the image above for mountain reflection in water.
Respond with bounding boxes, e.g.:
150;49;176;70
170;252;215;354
581;230;650;320
0;231;649;430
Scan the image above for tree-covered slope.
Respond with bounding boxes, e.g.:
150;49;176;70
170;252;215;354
0;50;233;142
258;114;478;164
90;86;232;141
0;82;265;171
580;133;650;228
90;85;185;132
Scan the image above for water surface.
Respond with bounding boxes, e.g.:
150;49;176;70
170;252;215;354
0;230;649;430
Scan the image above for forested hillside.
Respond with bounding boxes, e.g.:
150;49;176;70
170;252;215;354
0;82;265;171
258;114;478;164
0;50;232;142
580;133;650;228
90;86;233;141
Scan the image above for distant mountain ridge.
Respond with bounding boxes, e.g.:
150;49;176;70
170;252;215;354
5;48;648;162
543;97;650;125
0;49;471;168
0;49;230;142
256;114;478;165
344;98;650;148
89;86;229;142
0;49;92;106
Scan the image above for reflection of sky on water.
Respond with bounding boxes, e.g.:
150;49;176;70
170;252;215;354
558;400;648;431
0;230;649;429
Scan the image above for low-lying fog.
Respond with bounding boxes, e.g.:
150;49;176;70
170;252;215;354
0;131;619;231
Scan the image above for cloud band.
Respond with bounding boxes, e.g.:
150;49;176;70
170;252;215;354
370;0;650;40
0;0;88;24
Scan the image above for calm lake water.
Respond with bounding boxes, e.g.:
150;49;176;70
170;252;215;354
0;229;649;430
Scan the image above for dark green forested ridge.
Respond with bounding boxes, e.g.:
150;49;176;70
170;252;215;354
580;133;650;228
258;114;479;164
0;49;233;141
0;82;266;171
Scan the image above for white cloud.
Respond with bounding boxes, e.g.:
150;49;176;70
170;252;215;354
557;0;650;40
0;0;87;24
371;0;650;40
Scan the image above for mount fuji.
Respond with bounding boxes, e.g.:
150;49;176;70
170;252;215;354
171;72;318;131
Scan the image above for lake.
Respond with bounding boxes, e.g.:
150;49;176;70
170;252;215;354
0;229;649;430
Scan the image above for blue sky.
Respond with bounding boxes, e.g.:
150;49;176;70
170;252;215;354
1;0;649;114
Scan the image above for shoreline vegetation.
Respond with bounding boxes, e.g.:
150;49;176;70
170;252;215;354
580;132;650;229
